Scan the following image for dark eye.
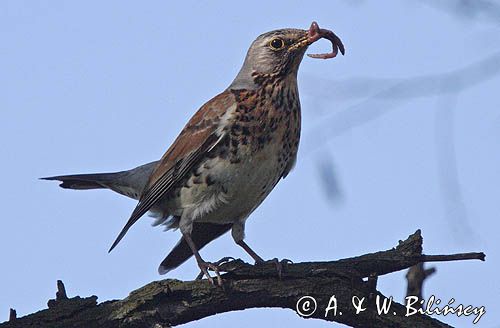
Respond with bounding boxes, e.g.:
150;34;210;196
269;38;284;50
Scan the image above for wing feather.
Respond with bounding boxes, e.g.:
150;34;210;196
108;91;235;252
108;133;221;252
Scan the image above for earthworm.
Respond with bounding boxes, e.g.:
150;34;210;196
307;21;345;59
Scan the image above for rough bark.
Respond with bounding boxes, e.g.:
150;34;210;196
1;230;485;328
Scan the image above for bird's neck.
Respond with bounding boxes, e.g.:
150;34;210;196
229;69;298;91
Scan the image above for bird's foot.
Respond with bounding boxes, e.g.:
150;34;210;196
255;258;293;279
195;256;235;281
195;261;224;286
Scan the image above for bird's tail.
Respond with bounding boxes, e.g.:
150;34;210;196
158;222;232;275
41;172;120;190
41;161;158;200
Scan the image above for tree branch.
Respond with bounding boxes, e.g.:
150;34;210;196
1;230;485;328
406;263;437;309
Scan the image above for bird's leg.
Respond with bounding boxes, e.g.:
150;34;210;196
182;232;222;285
236;240;291;279
232;221;289;278
236;240;264;263
232;221;264;263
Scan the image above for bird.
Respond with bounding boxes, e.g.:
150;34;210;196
42;21;344;284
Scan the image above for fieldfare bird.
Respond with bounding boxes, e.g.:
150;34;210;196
43;21;344;284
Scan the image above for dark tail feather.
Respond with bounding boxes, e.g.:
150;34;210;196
40;173;119;190
158;222;232;275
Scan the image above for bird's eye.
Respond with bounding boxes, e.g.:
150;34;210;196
269;38;285;50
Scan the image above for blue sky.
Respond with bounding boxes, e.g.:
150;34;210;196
1;1;499;327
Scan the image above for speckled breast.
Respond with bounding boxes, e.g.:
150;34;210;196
157;77;302;225
193;79;301;223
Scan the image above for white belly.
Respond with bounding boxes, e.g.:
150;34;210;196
177;144;282;226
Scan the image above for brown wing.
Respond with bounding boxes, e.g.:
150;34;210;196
108;91;235;252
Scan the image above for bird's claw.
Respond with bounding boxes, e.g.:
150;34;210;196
195;256;235;281
195;261;223;286
255;258;292;279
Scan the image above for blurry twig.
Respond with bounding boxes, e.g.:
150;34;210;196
316;153;344;204
304;51;500;236
420;0;500;24
434;90;478;242
406;263;437;309
304;52;500;152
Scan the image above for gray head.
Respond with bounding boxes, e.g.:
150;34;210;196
229;21;345;90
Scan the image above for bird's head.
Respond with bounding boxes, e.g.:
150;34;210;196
230;21;345;90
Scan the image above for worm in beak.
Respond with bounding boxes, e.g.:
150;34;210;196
307;21;345;59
